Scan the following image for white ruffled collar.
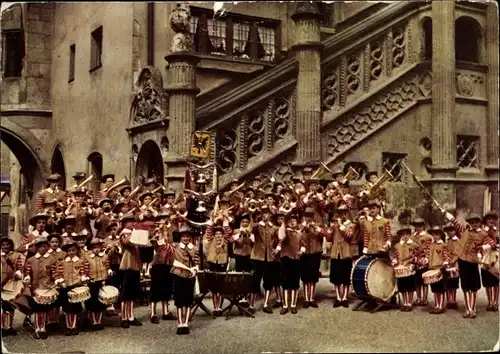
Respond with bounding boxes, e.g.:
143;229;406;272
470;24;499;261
32;230;49;237
64;256;80;262
48;248;62;253
180;243;194;250
400;239;413;245
35;252;50;259
89;252;105;258
436;240;444;244
259;221;274;227
108;235;119;239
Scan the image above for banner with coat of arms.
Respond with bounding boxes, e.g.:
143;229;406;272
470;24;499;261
190;131;211;159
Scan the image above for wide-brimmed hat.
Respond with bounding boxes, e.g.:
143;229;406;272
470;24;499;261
465;213;482;222
138;191;153;202
101;174;115;183
61;239;78;251
112;202;125;214
163;190;176;197
120;213;136;223
411;218;426;226
46;173;61;182
443;222;455;231
71;187;87;195
72;230;88;239
98;198;114;208
29;213;50;227
34;236;49;246
105;222;118;232
331;169;344;178
239;213;251;222
366;199;381;207
58;215;76;225
428;226;445;236
304;207;316;215
0;237;14;250
366;171;378;181
72;172;86;179
89;238;104;246
173;224;197;238
483;210;498;222
396;226;412;235
119;185;132;194
47;233;62;243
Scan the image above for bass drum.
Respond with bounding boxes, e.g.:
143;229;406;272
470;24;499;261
351;255;397;302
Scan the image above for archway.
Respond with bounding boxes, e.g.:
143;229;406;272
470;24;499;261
421;17;432;61
135;140;164;185
87;152;103;193
455;16;484;63
51;146;66;189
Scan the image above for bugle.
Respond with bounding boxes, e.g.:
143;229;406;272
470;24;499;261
76;175;94;189
129;185;142;199
151;185;165;194
104;178;129;195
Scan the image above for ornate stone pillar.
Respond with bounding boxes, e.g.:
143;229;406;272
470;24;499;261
428;0;458;211
291;2;324;169
164;4;200;191
485;2;499;209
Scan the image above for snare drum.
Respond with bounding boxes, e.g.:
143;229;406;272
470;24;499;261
68;286;91;303
33;288;59;305
351;256;397;302
212;271;254;295
422;269;443;285
394;265;415;278
446;267;459;279
98;285;119;305
1;279;24;302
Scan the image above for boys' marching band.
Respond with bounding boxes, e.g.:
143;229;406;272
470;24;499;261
1;165;498;339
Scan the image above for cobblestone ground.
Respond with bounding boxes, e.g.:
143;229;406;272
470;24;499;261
3;278;499;353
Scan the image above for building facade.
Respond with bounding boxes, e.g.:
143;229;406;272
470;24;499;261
1;1;498;238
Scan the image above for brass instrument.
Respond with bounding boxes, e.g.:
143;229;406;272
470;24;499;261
104;177;129;196
363;169;394;200
76;174;94;189
150;197;159;206
311;162;333;180
129;185;142;199
256;176;276;189
151;185;165;194
247;199;260;213
341;166;360;184
279;201;293;214
227;181;246;195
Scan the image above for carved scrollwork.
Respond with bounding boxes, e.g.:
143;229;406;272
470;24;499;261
322;65;339;110
327;75;418;158
346;55;361;95
247;111;265;157
130;67;166;126
392;27;406;69
274;96;291;140
216;128;238;173
370;39;384;81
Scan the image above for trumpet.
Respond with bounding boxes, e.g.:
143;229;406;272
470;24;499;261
227;181;246;195
76;174;94;189
129;185;142;199
104;177;129;195
151;185;165;194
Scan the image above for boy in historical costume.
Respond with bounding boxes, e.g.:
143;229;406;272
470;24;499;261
171;225;200;334
390;226;419;311
361;199;392;256
324;205;355;308
65;187;93;234
17;213;50;258
276;213;302;314
103;221;122;316
204;221;232;316
410;218;433;306
137;191;158;278
118;212;143;328
45;233;65;330
24;236;58;339
425;226;450;314
232;213;254;306
1;237;25;336
481;210;499;311
443;223;460;309
95;198;115;239
299;207;324;309
54;240;90;335
59;215;77;244
149;212;176;323
249;205;281;314
84;238;112;330
441;210;488;318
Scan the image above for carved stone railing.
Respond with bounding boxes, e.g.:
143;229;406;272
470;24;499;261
213;86;297;187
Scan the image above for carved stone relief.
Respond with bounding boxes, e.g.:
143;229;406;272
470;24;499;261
456;72;484;97
130;67;167;126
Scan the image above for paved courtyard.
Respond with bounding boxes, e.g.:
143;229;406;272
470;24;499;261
3;278;499;353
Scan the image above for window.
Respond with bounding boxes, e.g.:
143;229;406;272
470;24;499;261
457;135;479;168
87;152;103;193
69;44;75;82
422;17;432;61
455;17;482;63
2;31;23;78
381;152;407;182
90;26;103;71
189;7;280;62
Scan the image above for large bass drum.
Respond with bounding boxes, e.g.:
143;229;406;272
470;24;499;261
351;255;397;302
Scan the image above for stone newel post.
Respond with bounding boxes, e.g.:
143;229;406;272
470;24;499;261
291;2;324;169
428;1;458;212
164;4;200;191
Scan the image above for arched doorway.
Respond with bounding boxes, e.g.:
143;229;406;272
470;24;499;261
455;16;484;63
87;152;103;194
135;140;164;185
50;146;66;190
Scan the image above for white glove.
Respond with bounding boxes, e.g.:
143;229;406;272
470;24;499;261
249;234;255;243
55;278;65;285
80;275;90;282
391;259;397;266
482;244;492;252
362;247;368;255
385;240;391;247
340;224;347;231
61;282;67;288
275;245;282;253
23;275;30;283
332;181;339;188
443;261;449;267
232;233;240;241
223;219;230;227
316;226;322;233
107;269;114;276
299;246;306;254
445;212;454;221
484;226;490;232
14;270;23;280
157;238;166;246
477;253;482;261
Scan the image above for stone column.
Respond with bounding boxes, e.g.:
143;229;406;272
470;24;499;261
485;2;499;209
164;4;200;191
428;0;458;212
291;2;324;169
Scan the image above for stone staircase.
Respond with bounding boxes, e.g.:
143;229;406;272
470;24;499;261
195;1;431;188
